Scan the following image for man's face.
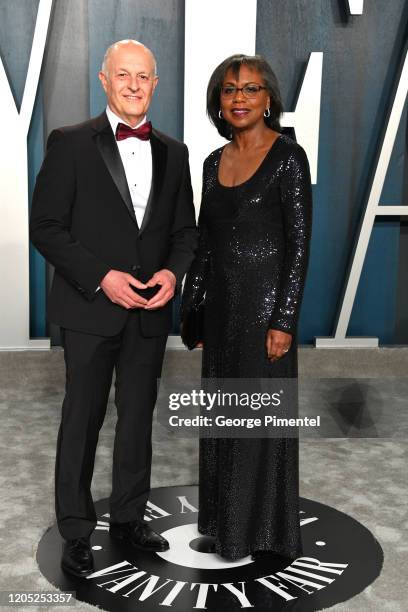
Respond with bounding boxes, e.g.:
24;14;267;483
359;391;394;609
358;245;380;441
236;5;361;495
99;43;158;127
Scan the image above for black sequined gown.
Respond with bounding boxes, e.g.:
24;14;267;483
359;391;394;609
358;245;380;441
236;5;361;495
181;134;312;560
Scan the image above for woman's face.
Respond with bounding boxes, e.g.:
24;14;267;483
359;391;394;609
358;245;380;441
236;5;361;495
220;65;271;132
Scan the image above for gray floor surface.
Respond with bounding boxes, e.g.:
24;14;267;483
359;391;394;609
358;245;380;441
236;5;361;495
0;348;407;611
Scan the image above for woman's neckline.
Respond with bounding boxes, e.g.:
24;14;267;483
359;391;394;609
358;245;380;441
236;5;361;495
216;134;283;189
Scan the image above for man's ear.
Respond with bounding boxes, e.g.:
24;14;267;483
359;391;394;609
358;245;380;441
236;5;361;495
98;71;108;93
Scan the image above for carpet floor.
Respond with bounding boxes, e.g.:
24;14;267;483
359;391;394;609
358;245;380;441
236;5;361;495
0;348;406;611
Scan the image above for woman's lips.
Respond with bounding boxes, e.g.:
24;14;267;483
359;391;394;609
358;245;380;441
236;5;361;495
231;109;250;116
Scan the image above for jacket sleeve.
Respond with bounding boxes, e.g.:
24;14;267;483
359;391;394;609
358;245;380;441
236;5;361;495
180;161;211;319
29;129;111;301
163;145;199;288
269;145;313;335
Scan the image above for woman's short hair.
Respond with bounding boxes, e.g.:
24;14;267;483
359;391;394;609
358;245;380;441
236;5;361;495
207;54;283;139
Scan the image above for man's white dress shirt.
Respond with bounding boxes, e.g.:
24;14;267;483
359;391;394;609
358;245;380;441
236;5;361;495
106;105;152;228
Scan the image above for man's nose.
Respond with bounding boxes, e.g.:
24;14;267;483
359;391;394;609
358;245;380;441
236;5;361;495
128;76;140;92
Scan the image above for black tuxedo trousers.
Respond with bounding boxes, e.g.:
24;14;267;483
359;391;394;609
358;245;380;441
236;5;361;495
56;312;167;539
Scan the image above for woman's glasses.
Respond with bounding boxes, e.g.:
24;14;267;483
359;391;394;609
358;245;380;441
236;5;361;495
221;84;267;98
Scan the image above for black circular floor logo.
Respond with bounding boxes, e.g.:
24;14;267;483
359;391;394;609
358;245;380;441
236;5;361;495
37;486;383;611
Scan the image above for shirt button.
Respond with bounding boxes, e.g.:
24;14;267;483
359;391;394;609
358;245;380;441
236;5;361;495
131;264;139;271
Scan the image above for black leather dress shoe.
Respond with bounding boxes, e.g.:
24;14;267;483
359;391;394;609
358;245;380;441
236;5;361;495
61;537;94;577
110;520;169;552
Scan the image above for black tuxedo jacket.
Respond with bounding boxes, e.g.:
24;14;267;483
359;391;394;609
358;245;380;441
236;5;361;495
30;111;198;337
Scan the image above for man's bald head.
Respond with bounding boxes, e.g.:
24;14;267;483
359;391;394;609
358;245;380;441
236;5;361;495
98;39;159;127
101;39;157;77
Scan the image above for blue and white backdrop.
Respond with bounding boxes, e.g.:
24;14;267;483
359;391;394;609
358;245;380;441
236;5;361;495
0;0;407;348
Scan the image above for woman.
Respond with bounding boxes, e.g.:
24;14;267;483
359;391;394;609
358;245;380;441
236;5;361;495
181;54;312;561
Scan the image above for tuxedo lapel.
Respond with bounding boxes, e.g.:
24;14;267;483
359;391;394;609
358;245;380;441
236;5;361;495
139;130;167;234
92;112;138;227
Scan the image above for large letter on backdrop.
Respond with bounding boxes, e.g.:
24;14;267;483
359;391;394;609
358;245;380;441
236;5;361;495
184;0;322;205
280;52;322;184
0;0;53;349
183;0;257;208
316;49;408;348
178;0;322;349
347;0;364;15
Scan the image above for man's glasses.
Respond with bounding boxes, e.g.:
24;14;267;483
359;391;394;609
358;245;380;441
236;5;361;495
221;84;267;98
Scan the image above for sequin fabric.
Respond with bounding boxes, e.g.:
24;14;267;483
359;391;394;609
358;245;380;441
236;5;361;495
181;134;312;560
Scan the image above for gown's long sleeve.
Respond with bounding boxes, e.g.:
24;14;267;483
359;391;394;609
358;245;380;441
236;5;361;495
269;144;313;335
181;163;211;319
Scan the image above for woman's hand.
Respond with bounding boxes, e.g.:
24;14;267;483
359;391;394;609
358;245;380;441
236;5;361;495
266;329;292;361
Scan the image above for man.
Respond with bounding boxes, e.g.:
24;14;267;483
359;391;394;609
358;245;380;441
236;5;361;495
30;40;197;577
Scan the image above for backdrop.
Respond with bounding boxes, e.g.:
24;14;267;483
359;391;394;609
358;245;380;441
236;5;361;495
0;0;407;345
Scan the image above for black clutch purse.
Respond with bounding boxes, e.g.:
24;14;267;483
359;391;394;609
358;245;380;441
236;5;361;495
181;302;205;350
